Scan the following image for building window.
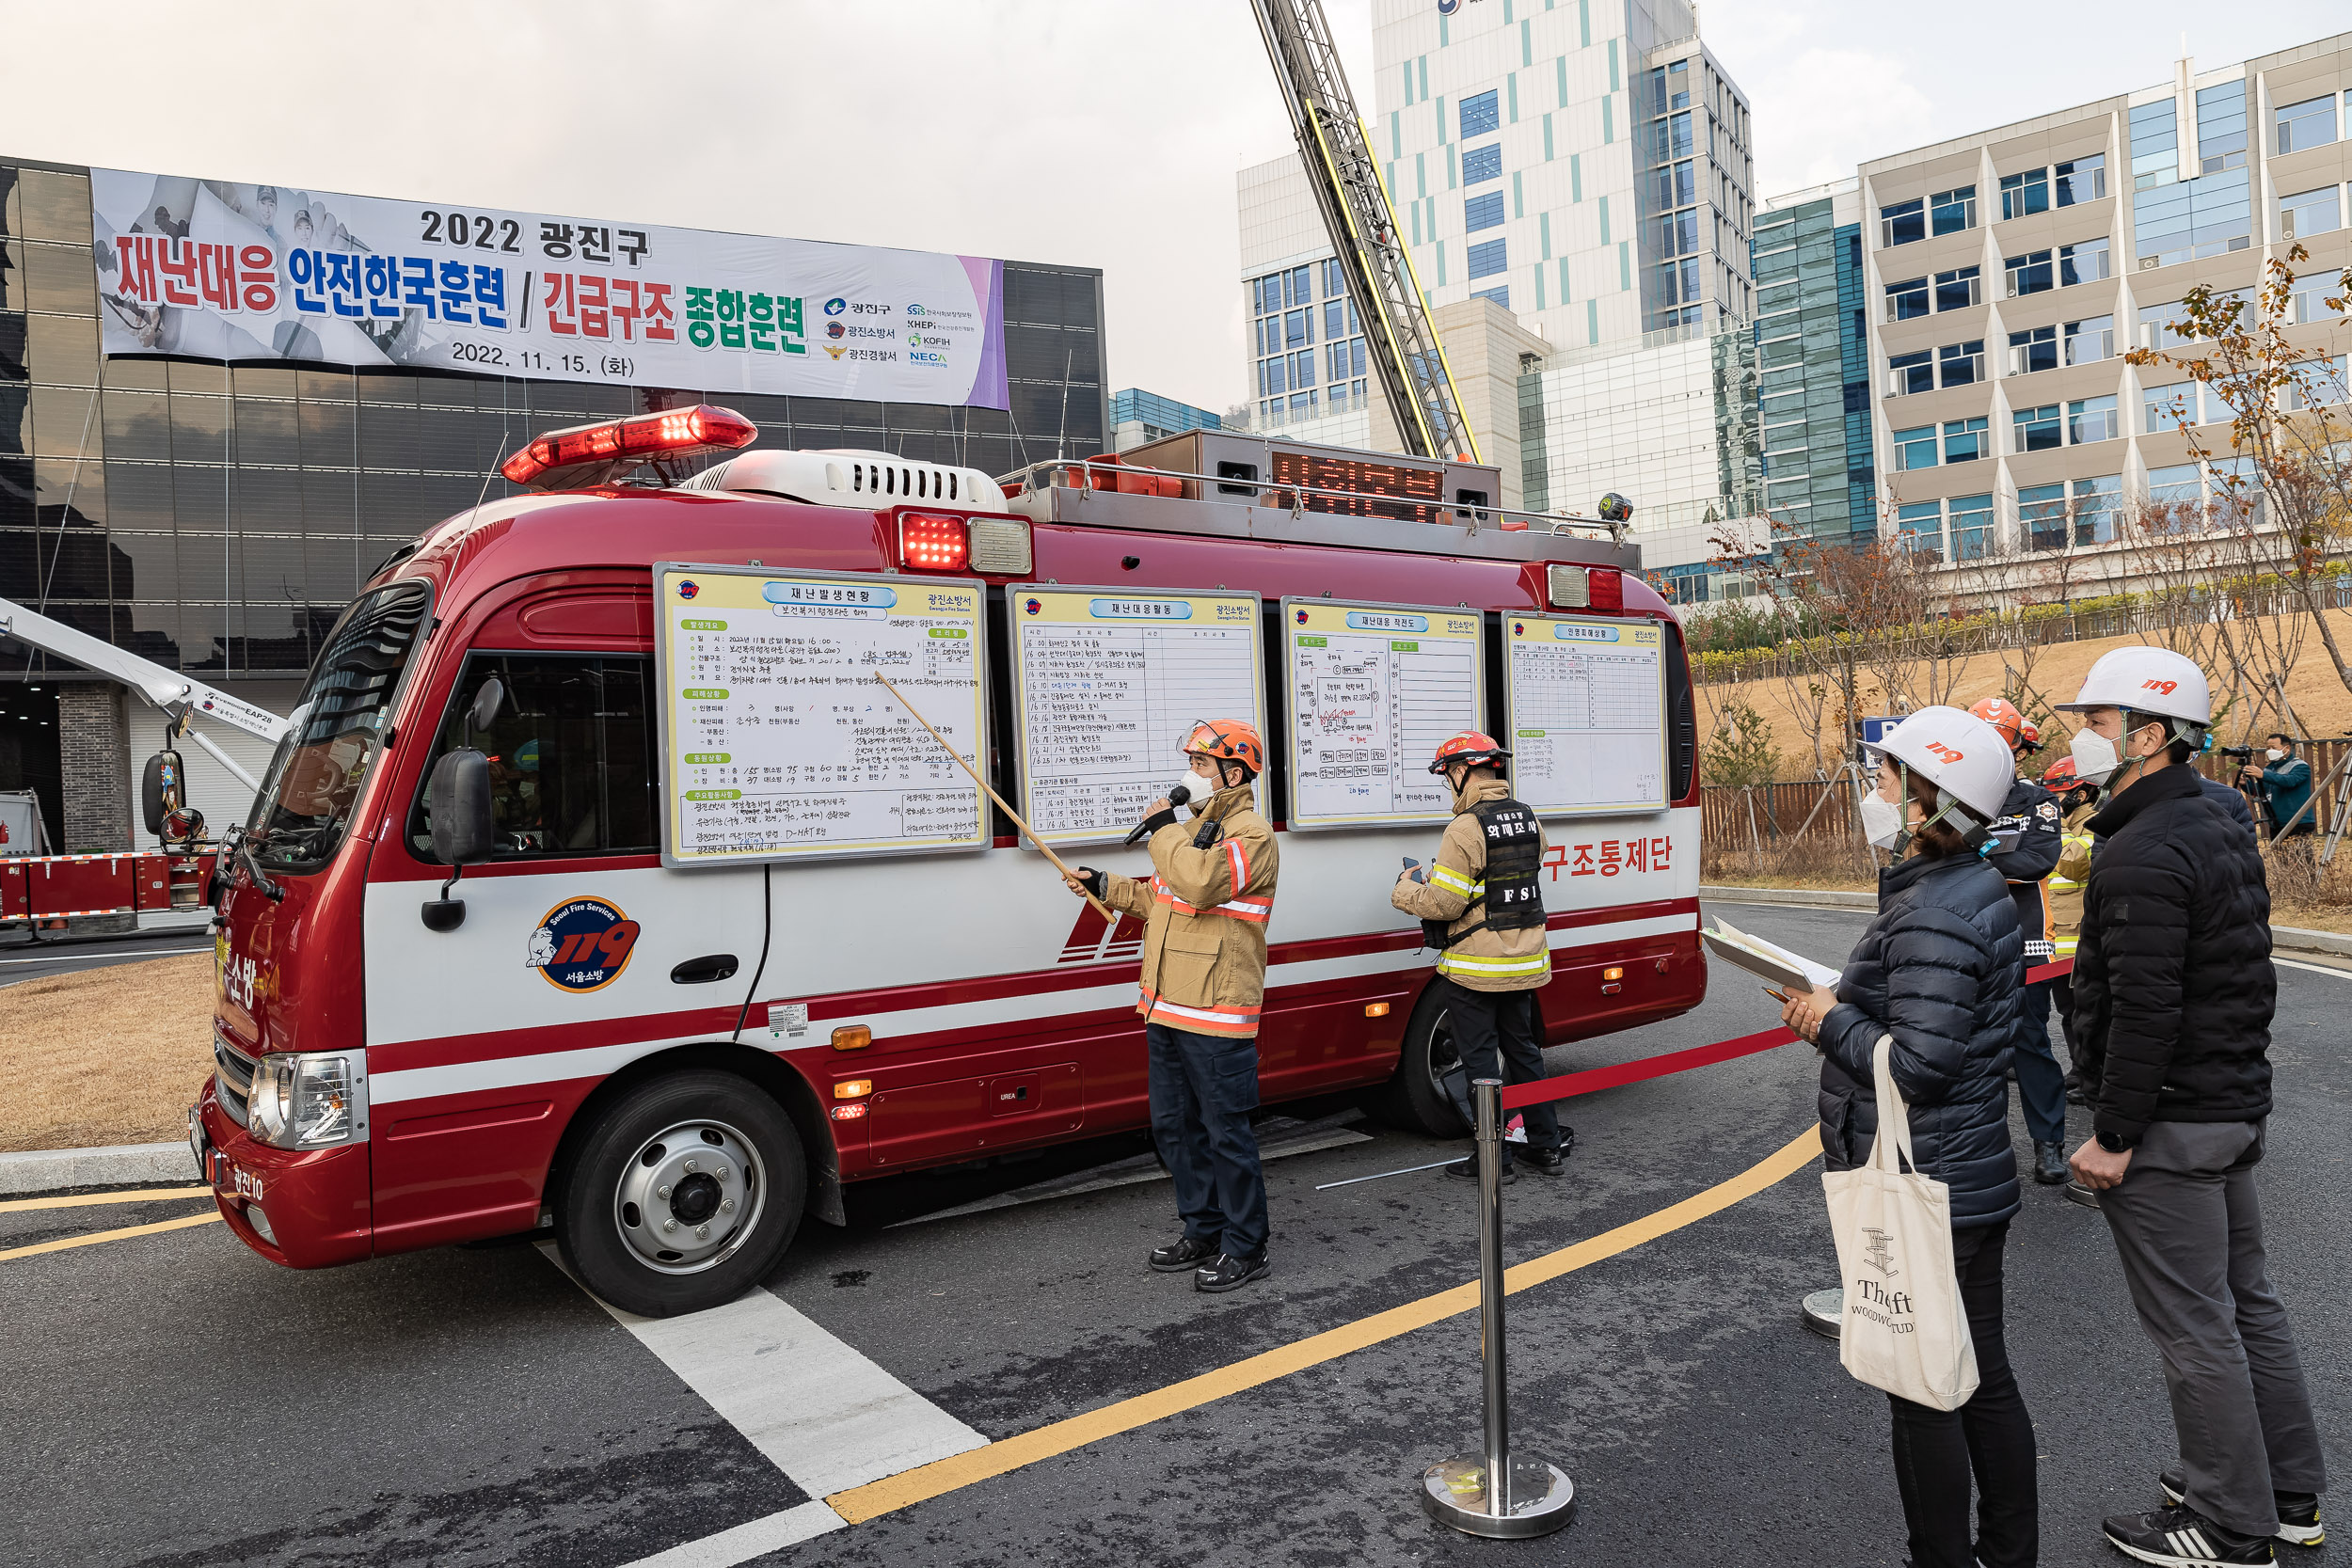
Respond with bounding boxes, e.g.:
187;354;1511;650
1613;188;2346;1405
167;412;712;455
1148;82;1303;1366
1648;58;1692;114
1948;494;1994;560
1887;349;1933;396
2137;299;2191;350
2064;315;2115;366
1943;417;1989;463
1653;160;1695;209
2141;380;2193;432
1471;285;1511;309
2000;167;2050;221
1656;209;1700;255
1292;349;1316;388
1463;143;1502;185
2009;325;2057;375
2013;404;2062;451
2070;474;2121;546
2058;237;2110;286
2055;154;2107;206
1467;238;1508;279
1466;190;1506;231
1938;340;1984;388
1290;389;1317;416
1319;258;1343;297
2005;249;2053;297
1880;198;1926;248
1897;500;1945;556
2196;82;2249;174
1892;424;1937;471
2020;483;2070;551
2276;95;2338;156
1285;308;1311;347
1931;186;1977;235
2146;464;2201;519
1885;277;1930;320
2068;394;2120;444
2284;355;2350;408
1933;266;1980;311
1323;298;1345;340
1460;90;1500;139
1652;111;1693;162
2280;184;2341;242
1656;256;1703;305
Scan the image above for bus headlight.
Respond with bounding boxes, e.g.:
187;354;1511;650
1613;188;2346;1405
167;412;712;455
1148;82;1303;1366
247;1053;370;1149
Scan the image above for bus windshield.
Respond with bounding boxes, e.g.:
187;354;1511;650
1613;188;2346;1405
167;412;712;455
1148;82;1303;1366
247;581;430;869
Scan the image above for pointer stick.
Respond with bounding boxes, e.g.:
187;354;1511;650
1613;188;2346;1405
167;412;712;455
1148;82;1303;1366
872;672;1117;920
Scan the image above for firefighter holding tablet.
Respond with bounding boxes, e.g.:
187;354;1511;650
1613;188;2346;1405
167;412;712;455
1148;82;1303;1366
1393;732;1565;1181
1066;721;1280;1294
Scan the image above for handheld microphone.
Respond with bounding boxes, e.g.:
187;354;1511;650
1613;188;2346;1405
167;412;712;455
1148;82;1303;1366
1123;784;1188;846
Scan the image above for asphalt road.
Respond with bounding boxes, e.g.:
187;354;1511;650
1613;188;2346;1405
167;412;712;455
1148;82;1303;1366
0;927;213;989
4;902;2345;1568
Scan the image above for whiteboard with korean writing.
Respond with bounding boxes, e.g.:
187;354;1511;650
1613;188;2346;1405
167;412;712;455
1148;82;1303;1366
1503;614;1669;816
1009;586;1264;847
652;564;989;865
1283;598;1484;829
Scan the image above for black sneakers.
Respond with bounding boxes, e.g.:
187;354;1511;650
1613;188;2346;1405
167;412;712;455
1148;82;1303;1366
1518;1147;1567;1178
2160;1466;2325;1547
1445;1157;1516;1185
2103;1504;2277;1565
2033;1139;2071;1185
1194;1251;1270;1293
1148;1236;1219;1273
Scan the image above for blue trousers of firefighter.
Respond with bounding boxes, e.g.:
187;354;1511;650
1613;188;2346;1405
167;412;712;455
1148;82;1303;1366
1145;1022;1269;1259
2012;981;2068;1146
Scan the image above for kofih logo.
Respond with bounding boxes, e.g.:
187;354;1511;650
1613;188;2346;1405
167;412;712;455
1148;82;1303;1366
527;896;642;993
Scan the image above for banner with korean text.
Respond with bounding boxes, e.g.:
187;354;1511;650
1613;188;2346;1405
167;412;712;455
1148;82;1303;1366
87;168;1009;409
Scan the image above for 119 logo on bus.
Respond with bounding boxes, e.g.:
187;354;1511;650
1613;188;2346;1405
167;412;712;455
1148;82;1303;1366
527;896;642;992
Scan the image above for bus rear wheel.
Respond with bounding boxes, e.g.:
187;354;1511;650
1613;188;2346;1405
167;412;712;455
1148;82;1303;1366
556;1069;805;1317
1369;984;1470;1139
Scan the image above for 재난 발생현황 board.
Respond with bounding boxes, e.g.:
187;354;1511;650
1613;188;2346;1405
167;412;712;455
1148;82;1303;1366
652;564;989;864
1283;598;1483;828
1009;585;1263;847
1504;612;1668;816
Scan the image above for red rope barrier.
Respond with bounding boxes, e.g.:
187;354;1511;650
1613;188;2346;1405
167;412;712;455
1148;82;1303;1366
1495;955;2078;1112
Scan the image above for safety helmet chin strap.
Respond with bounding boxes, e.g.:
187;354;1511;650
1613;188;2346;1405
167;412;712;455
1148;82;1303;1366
2091;712;2206;806
1888;762;1993;859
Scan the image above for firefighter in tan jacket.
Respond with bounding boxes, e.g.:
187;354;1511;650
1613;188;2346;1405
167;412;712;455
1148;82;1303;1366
1391;731;1565;1181
1067;720;1279;1293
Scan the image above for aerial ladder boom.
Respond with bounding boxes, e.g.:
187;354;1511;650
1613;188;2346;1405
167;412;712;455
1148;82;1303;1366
1250;0;1481;464
0;596;289;792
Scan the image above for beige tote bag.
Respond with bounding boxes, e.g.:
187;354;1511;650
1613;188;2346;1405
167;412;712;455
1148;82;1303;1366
1820;1036;1980;1411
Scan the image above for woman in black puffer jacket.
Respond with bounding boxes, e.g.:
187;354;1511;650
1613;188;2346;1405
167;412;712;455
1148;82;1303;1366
1780;706;2035;1568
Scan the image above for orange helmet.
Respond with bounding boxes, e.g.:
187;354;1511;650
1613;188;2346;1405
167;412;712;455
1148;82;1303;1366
1182;719;1263;777
1968;696;2029;751
2042;754;2080;789
1428;730;1512;775
2017;719;2042;753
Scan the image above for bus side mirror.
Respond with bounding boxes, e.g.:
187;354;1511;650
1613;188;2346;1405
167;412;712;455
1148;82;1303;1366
143;750;184;838
422;748;494;931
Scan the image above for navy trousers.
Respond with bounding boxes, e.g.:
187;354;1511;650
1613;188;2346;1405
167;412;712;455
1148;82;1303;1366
2012;981;2068;1145
1145;1022;1269;1259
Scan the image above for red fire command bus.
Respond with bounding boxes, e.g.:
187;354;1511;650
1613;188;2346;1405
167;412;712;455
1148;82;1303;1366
188;410;1706;1315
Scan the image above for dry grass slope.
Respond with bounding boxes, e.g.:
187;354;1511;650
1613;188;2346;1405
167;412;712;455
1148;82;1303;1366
1;952;214;1152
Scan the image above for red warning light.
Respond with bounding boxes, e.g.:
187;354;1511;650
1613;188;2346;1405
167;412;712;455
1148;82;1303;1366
500;404;757;488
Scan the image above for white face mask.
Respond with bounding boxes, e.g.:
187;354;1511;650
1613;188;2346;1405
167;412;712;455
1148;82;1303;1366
2265;748;2285;762
2069;726;2123;785
1172;770;1204;802
1858;791;1907;850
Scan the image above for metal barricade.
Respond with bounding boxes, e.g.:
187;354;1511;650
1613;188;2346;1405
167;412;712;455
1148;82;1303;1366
1417;1078;1577;1539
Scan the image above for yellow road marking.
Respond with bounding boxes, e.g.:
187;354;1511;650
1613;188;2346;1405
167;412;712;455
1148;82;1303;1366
828;1124;1824;1524
0;1211;221;1263
0;1185;211;1214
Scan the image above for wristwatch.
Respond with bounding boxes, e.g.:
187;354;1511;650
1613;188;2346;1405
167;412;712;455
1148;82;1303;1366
2094;1129;2130;1154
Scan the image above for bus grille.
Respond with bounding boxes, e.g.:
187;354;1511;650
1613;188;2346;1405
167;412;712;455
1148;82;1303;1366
214;1033;255;1129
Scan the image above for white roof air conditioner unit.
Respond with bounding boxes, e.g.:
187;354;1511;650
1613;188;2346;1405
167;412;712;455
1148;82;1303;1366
681;449;1006;512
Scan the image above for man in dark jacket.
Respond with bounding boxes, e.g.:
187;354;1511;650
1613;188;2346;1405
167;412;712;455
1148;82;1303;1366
2061;647;2326;1566
1971;697;2068;1185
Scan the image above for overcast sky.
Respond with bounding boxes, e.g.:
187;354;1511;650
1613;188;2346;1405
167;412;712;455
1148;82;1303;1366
7;2;2349;418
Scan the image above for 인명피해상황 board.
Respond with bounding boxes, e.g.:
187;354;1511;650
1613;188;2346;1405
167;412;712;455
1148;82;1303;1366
1504;612;1669;816
652;564;990;864
1283;598;1484;829
1009;586;1263;847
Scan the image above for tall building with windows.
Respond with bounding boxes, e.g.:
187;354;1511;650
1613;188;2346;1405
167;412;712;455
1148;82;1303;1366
1109;388;1220;453
1752;180;1872;548
1861;33;2352;570
1236;153;1380;447
1371;0;1754;345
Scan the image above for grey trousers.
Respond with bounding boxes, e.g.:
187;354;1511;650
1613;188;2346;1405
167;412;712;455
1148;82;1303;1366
2098;1119;2327;1537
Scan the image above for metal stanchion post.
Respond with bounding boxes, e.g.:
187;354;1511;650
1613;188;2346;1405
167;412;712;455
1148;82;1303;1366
1419;1079;1576;1539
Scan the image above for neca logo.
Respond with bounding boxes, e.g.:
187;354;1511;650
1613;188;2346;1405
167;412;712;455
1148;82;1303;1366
2141;678;2178;694
1925;740;1965;763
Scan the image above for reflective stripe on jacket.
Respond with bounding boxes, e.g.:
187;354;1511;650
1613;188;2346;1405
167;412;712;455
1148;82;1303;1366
2042;802;2095;958
1104;782;1279;1038
1391;775;1552;991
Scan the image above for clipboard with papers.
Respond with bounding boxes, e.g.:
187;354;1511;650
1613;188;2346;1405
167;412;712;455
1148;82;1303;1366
1701;917;1844;993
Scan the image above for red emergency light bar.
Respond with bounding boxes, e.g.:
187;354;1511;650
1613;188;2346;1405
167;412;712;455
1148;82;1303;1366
500;404;758;490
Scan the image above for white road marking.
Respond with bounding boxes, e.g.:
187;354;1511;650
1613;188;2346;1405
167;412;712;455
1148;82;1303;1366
0;944;209;964
612;1499;845;1567
2274;955;2352;978
889;1124;1373;1227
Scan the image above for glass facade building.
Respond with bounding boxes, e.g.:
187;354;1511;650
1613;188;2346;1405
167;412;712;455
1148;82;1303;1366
1244;256;1370;430
1109;388;1222;452
1;156;1107;681
1750;180;1872;549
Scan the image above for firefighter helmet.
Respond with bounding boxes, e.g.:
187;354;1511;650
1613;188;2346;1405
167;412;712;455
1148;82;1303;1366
2042;754;2080;789
1181;719;1264;777
1597;492;1633;523
1968;696;2030;752
1427;730;1512;775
